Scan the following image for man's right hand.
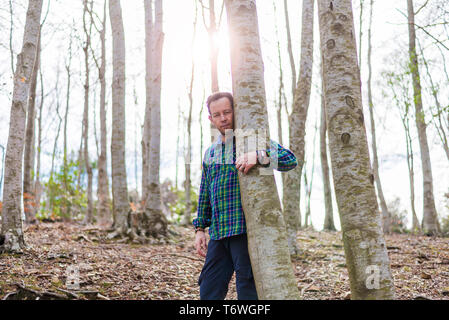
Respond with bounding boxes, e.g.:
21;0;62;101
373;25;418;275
195;231;207;257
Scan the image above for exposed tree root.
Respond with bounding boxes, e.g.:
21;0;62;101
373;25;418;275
106;208;168;244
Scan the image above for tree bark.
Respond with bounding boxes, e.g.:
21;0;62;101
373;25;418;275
317;0;394;299
109;0;130;235
283;0;314;255
82;0;94;225
225;0;300;300
23;29;41;224
142;0;153;203
143;0;167;237
97;0;111;226
1;0;43;253
320;77;335;231
406;0;440;236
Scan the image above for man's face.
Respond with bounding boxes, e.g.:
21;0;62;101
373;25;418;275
208;97;234;136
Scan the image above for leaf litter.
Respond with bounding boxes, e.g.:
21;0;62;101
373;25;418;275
0;222;448;300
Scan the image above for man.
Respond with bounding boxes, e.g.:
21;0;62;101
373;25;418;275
193;92;298;300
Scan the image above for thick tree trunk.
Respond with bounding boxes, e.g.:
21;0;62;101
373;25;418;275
97;0;111;226
225;0;300;300
143;0;167;237
109;0;130;235
367;0;390;233
142;0;153;203
317;0;394;299
1;0;43;253
406;0;440;236
283;0;314;255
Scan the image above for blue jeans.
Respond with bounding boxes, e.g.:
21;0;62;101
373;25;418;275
198;233;258;300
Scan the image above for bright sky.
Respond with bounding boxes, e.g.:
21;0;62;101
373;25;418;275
0;0;448;230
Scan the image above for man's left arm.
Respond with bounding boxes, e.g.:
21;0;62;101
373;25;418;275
264;140;298;172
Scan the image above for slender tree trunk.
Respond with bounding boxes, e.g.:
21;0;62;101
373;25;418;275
1;0;43;253
404;116;420;233
225;0;300;300
366;0;390;233
175;100;181;189
109;0;130;235
23;30;41;224
419;43;449;162
142;0;153;203
34;69;44;219
63;31;73;213
317;0;394;299
283;0;314;255
320;75;335;231
208;0;219;93
97;0;111;226
406;0;440;236
283;0;296;98
82;0;94;224
304;119;317;229
183;1;197;226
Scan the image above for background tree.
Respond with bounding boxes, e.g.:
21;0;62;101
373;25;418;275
143;0;167;237
282;0;314;255
406;0;440;236
109;0;130;237
1;0;43;252
365;0;391;233
82;0;94;224
317;0;394;299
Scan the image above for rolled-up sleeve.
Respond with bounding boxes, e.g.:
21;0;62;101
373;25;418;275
266;140;298;172
193;161;212;229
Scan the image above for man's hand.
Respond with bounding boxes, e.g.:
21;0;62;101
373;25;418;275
235;151;257;174
195;231;208;257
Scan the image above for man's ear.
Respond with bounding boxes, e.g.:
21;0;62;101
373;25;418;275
208;115;213;123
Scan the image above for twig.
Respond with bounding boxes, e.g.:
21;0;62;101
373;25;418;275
148;253;203;262
55;288;80;299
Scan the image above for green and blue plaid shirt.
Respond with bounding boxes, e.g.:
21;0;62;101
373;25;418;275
193;136;298;240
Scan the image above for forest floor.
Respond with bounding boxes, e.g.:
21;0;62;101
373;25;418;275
1;221;448;300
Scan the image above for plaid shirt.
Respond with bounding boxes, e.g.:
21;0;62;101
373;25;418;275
193;135;298;240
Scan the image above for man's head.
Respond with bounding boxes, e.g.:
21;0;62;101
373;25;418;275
207;92;234;136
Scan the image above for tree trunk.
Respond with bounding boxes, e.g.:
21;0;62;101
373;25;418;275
225;0;300;300
143;0;167;237
109;0;130;235
366;0;390;233
317;0;394;299
320;77;335;231
142;0;153;203
82;0;94;224
97;0;111;226
183;1;197;226
283;0;314;255
406;0;440;236
208;0;219;93
23;29;41;224
1;0;43;253
34;69;44;219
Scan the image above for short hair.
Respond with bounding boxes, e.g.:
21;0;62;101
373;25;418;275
206;92;234;114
